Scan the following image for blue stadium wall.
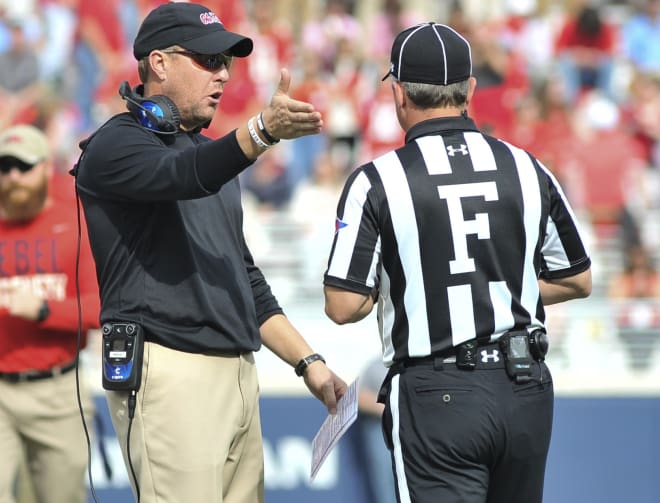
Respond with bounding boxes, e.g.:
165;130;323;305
88;395;660;503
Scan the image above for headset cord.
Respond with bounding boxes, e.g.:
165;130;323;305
127;390;141;502
74;181;102;503
74;134;141;503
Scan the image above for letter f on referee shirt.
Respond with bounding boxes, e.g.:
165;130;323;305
437;181;498;274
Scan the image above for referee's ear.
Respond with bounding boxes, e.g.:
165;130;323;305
467;76;477;104
391;79;407;111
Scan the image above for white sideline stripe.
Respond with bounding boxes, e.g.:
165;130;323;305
390;374;411;503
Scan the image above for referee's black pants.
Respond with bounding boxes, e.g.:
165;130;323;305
380;358;553;503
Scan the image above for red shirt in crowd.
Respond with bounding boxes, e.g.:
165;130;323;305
0;195;100;373
555;13;617;54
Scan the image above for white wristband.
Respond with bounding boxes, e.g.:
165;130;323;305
247;117;271;149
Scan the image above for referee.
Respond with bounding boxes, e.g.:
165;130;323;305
323;23;592;503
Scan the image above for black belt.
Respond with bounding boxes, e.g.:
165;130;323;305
0;360;77;383
396;341;506;370
378;341;504;404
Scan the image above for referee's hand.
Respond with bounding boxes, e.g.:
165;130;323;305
303;363;347;415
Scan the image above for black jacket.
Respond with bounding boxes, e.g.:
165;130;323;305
76;113;282;353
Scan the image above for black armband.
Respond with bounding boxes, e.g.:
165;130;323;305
294;353;326;377
257;112;280;145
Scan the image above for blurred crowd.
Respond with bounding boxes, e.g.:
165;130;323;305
0;0;658;368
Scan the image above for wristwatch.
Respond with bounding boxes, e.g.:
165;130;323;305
36;300;50;322
294;353;326;377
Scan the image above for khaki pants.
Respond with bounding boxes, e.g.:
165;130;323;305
106;342;264;503
0;370;93;503
16;456;36;503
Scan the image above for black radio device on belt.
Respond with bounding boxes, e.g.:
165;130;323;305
101;322;144;391
498;329;548;384
456;340;477;370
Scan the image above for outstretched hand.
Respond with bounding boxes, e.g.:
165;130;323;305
261;68;323;140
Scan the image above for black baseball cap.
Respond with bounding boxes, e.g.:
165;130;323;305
133;2;253;60
382;23;472;85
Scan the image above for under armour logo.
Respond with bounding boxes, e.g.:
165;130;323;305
446;144;469;156
481;349;500;363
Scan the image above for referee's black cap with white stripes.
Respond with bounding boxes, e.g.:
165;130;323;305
382;22;472;85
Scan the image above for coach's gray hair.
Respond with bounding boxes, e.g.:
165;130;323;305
399;79;470;109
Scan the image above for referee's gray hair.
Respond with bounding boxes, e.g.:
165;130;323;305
399;79;470;109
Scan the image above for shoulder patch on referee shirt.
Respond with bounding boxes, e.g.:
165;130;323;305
335;218;348;233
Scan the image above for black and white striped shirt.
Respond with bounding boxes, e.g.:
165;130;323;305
324;116;591;365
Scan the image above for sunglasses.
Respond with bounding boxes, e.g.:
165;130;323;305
0;156;36;174
165;50;233;71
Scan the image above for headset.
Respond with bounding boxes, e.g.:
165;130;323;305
119;81;181;134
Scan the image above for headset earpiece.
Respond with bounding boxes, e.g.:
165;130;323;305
118;81;181;134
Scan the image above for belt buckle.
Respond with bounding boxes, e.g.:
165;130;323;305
49;365;63;378
19;370;42;382
17;372;30;383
